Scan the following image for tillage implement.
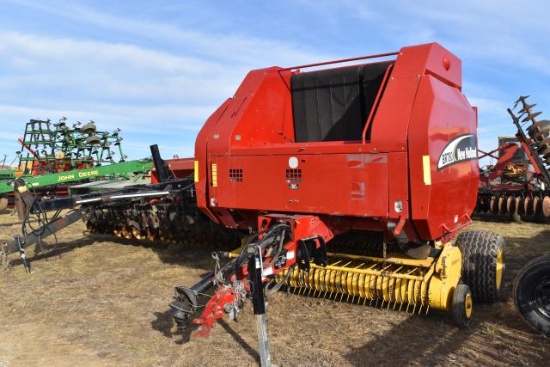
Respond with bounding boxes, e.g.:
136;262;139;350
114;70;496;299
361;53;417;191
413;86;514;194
0;118;151;212
476;96;550;220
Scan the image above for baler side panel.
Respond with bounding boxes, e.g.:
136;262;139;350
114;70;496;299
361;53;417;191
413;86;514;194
207;67;294;155
369;43;461;153
209;153;389;218
408;76;478;240
194;99;233;222
387;151;410;221
195;68;293;222
390;43;462;90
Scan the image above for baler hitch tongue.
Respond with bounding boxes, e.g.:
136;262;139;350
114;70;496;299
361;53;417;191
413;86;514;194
168;251;243;336
169;237;276;366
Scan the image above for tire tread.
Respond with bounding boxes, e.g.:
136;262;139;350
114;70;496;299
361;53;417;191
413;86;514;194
456;230;505;303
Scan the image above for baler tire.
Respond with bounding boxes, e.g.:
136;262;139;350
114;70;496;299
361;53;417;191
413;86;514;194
456;230;505;303
452;283;473;327
513;256;550;337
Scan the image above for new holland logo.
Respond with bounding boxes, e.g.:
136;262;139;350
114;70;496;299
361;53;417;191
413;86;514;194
437;134;477;170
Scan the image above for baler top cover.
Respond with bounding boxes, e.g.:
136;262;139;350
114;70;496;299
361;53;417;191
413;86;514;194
194;42;478;243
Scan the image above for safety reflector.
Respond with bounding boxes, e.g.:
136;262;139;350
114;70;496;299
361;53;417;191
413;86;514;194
423;155;431;185
194;160;199;183
211;163;218;187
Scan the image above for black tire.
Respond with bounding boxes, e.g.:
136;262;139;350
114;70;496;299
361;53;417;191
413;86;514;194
513;256;550;336
455;230;505;303
452;283;473;327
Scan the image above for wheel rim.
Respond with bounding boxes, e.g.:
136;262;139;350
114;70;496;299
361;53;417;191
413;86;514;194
496;248;504;290
531;276;550;319
465;292;473;319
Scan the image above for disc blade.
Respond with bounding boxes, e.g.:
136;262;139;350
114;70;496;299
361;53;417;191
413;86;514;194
482;197;491;213
0;197;7;211
530;122;550;141
518;103;537;114
507;195;516;214
490;196;499;214
534;196;541;216
516;196;524;215
523;111;542;122
525;196;533;215
543;196;550;217
498;196;507;214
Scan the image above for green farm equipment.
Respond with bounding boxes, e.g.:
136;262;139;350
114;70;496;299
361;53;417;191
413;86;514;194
0;118;152;212
16;118;126;176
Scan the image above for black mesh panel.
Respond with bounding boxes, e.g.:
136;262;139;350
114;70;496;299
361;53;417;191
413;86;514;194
291;61;392;142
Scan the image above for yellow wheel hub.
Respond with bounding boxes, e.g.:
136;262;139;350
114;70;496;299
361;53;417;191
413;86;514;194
465;292;473;319
496;248;504;289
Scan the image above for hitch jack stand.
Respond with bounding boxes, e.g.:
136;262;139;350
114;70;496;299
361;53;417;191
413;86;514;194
248;249;273;367
14;235;30;273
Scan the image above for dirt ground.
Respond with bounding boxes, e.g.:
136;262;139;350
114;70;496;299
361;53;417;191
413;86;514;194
0;212;549;367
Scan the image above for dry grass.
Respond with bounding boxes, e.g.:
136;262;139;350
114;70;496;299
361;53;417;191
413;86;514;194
1;212;549;366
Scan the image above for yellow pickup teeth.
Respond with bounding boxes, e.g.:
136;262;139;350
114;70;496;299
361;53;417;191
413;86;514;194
278;252;433;314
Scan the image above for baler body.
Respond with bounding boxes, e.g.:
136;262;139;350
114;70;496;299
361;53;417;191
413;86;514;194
194;43;478;244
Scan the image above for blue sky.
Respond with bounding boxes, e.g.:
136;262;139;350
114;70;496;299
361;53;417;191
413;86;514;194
1;0;549;166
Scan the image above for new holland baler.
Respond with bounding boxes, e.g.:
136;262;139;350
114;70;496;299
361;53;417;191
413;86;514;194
168;42;505;341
